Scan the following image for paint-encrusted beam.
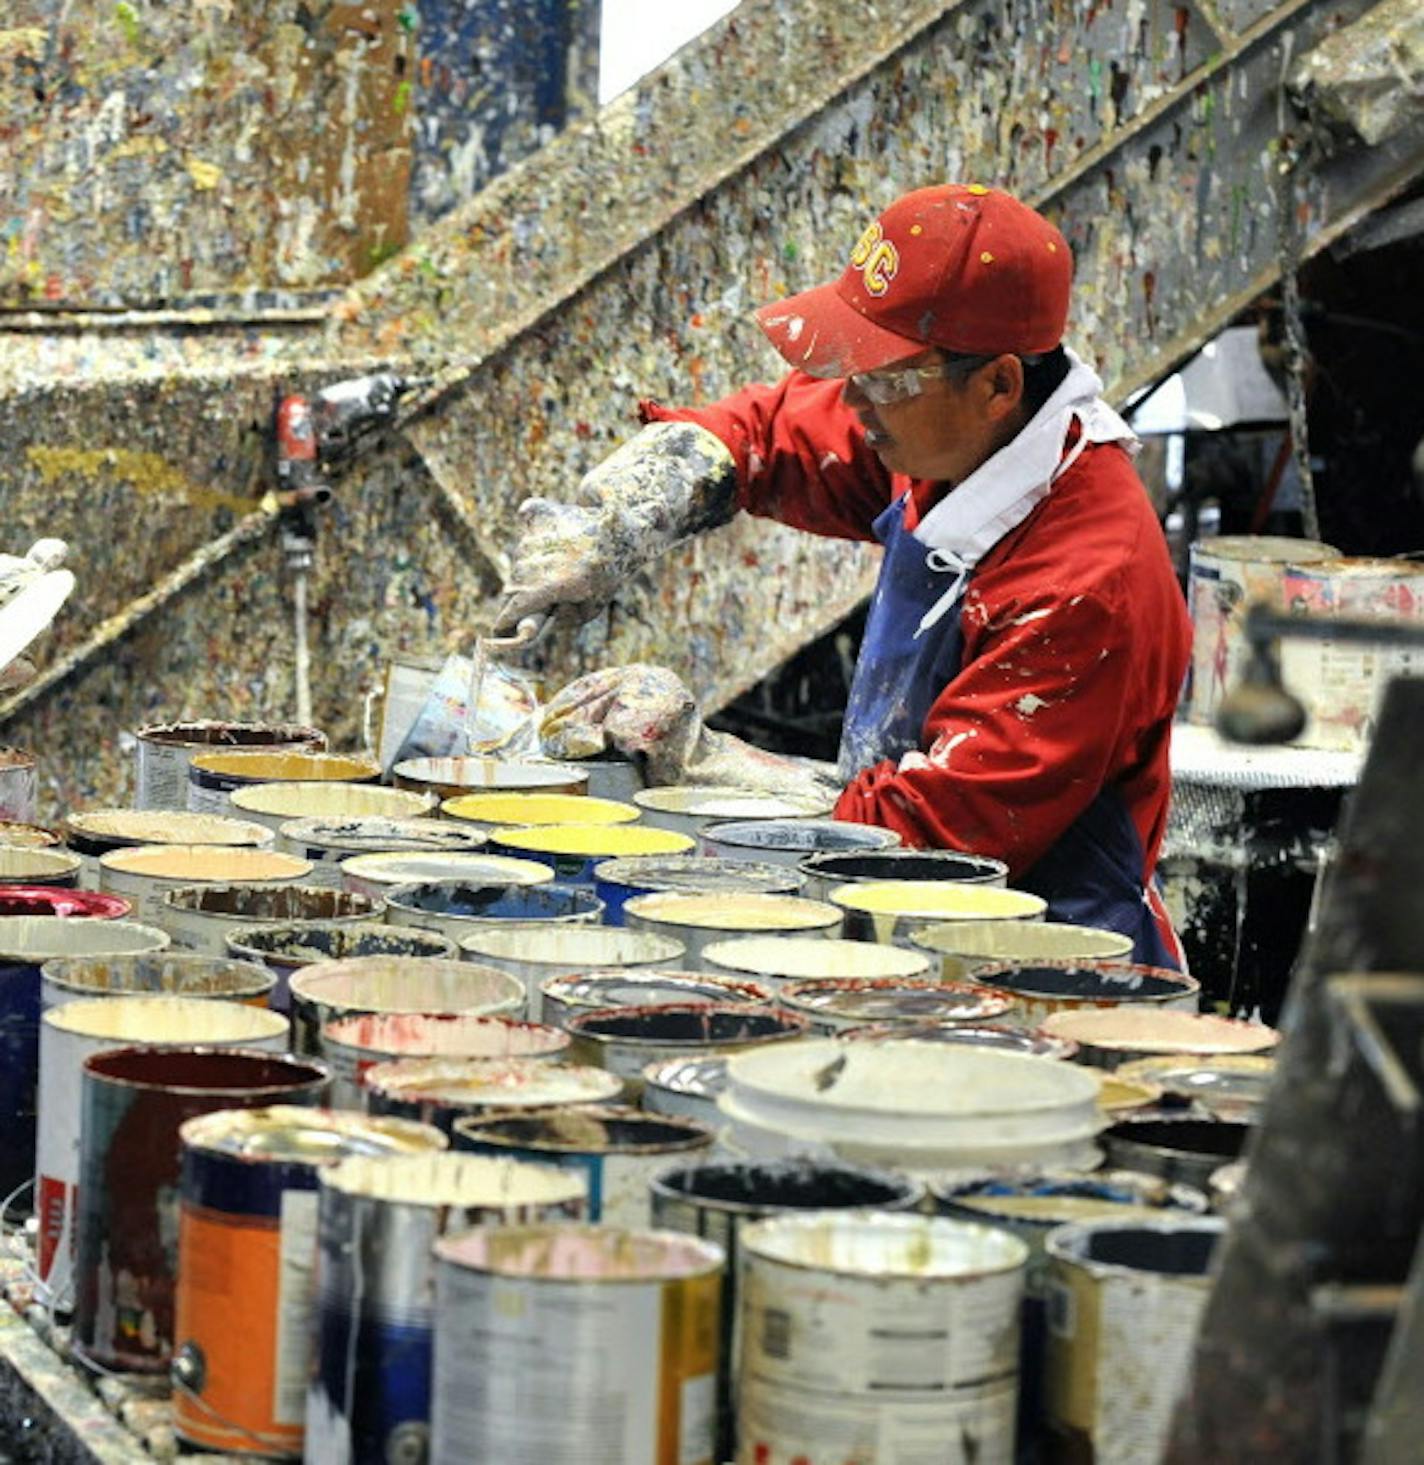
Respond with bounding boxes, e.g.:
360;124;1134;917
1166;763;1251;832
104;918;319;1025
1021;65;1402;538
0;0;1420;815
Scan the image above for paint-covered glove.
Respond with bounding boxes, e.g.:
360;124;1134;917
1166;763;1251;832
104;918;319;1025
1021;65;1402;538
0;539;70;692
541;664;841;801
494;422;738;633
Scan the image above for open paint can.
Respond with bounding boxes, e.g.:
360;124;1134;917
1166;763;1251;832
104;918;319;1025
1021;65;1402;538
593;854;805;926
161;881;382;956
172;1106;444;1458
307;1152;587;1463
134;720;326;811
71;1047;328;1374
431;1225;723;1465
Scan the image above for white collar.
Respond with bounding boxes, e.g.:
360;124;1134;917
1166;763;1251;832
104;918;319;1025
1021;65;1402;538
911;347;1137;562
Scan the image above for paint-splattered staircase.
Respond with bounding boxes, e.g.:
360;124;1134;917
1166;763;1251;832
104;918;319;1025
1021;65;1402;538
1;0;1419;810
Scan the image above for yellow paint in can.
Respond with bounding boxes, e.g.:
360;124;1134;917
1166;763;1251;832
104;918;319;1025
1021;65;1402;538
191;750;380;784
441;792;640;828
833;880;1046;946
491;824;694;858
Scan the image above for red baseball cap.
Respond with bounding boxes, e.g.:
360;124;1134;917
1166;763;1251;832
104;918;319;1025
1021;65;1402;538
755;184;1073;377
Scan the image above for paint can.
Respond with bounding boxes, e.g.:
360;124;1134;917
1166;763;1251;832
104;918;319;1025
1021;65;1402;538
289;955;527;1055
453;1106;714;1226
1044;1217;1225;1464
624;892;840;968
340;849;552;900
833;880;1047;947
35;996;290;1308
1100;1117;1254;1191
0;916;171;1208
911;917;1133;976
365;1057;624;1133
440;791;638;830
430;1224;723;1465
72;1047;328;1374
703;933;933;986
593;854;806;925
232;780;438;833
172;1106;445;1458
458;923;685;1020
0;746;38;824
225;922;455;1011
775;976;1013;1034
134;720;327;811
0;846;82;888
392;755;589;800
0;886;131;919
542;970;774;1032
935;1172;1210;1450
64;809;274;890
579;752;643;803
307;1152;587;1464
719;1039;1101;1173
0;819;61;849
40;951;275;1011
161;881;382;956
840;1021;1081;1060
641;1056;729;1128
801;847;1009;902
567;1003;809;1097
652;1158;923;1462
385;879;604;942
99;845;313;927
187;750;380;816
276;815;488;888
737;1211;1028;1465
320;1012;567;1109
1187;534;1337;724
966;960;1202;1029
1276;556;1424;749
489;822;695;885
1038;1008;1280;1069
1114;1055;1275;1122
701;816;902;868
635;785;832;841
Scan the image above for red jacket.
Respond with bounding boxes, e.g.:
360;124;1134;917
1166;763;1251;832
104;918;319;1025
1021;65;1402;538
643;371;1191;888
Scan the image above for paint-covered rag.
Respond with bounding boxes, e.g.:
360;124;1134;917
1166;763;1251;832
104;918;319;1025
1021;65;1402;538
541;664;839;800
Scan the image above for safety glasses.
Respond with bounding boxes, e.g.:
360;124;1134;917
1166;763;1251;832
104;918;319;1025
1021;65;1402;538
849;354;992;405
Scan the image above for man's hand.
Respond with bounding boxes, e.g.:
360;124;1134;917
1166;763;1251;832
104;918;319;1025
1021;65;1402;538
494;499;622;634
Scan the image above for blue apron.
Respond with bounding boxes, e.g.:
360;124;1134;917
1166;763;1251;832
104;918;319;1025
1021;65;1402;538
840;492;1180;969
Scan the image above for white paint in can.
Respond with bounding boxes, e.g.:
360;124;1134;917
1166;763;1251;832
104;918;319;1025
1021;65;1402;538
736;1211;1028;1464
431;1224;724;1465
35;995;289;1308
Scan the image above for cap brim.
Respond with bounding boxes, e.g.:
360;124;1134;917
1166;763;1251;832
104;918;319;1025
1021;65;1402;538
755;281;926;378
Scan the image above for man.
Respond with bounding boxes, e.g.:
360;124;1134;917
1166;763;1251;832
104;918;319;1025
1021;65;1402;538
498;184;1191;966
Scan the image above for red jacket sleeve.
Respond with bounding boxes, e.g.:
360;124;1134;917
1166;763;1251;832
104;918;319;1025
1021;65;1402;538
640;370;899;542
834;581;1135;876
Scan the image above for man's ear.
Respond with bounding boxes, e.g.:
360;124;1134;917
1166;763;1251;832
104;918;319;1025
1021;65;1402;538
980;353;1026;421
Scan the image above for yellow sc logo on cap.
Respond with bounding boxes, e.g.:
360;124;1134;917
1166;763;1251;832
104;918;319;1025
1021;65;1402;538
850;222;899;298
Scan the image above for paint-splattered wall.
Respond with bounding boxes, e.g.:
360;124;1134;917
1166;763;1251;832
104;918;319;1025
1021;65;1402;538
1;0;1420;815
0;0;597;305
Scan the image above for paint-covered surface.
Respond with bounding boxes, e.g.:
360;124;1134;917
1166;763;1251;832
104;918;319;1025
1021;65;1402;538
1;0;1421;821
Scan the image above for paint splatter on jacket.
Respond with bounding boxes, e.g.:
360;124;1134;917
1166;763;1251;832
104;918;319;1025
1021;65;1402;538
641;370;1192;890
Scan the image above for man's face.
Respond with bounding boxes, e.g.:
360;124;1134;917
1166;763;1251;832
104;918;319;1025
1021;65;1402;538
841;350;1025;485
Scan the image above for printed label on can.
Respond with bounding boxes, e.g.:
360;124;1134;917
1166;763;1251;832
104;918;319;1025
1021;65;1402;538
137;744;188;812
1093;1273;1209;1465
272;1189;320;1426
433;1271;717;1465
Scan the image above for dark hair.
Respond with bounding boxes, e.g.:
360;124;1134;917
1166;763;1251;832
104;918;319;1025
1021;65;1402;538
941;346;1071;415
